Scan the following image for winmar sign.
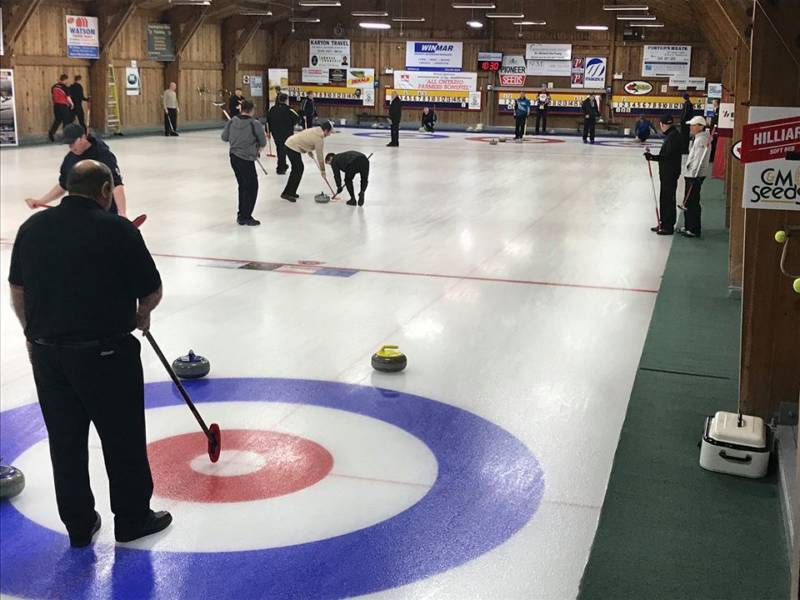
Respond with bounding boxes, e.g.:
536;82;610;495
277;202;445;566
624;81;653;95
406;41;463;72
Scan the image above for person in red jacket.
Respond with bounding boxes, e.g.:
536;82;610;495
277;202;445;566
48;74;74;142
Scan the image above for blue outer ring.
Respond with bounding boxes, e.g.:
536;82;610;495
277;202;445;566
0;378;544;599
352;131;449;139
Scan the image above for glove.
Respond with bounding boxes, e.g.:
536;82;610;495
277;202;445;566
644;152;653;161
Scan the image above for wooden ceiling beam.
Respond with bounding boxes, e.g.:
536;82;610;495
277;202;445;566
2;0;43;56
99;0;138;56
170;5;211;56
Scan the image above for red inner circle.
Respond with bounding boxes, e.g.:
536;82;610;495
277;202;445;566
147;429;334;503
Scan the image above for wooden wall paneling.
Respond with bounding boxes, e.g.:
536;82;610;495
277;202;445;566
2;0;44;57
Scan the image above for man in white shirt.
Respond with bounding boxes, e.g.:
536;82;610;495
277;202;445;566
162;82;179;136
678;116;712;238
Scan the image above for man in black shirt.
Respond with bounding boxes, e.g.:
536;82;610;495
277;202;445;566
228;87;245;118
267;93;300;175
581;93;600;144
300;91;317;129
69;75;90;132
388;92;402;147
679;93;695;154
8;160;171;547
325;150;369;206
24;123;128;217
645;114;683;235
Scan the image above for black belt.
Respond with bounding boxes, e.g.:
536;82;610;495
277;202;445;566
32;334;128;349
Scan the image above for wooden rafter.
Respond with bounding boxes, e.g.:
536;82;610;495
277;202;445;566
172;5;211;57
2;0;43;56
233;16;264;60
100;1;138;56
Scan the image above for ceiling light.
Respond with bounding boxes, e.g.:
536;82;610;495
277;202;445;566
298;1;341;6
392;16;426;22
290;17;321;22
629;22;664;27
168;0;211;5
452;2;496;8
575;25;609;30
359;22;391;29
602;4;649;10
513;20;546;25
485;13;524;18
351;11;389;17
616;14;656;20
466;19;484;28
241;9;273;15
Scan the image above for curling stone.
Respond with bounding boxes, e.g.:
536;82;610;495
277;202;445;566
315;192;331;203
489;138;498;145
0;464;25;500
371;345;407;373
418;127;426;132
371;122;380;129
172;350;210;379
498;137;507;143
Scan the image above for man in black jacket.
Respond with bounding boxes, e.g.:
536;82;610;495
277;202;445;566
300;91;317;129
267;93;300;175
69;75;89;132
679;93;695;154
581;93;600;144
228;88;245;118
644;114;683;235
388;92;402;147
326;151;369;206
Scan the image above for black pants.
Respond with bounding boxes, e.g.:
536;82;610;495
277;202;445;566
283;148;304;196
49;105;73;138
30;334;153;535
343;156;370;200
73;105;86;131
514;116;527;139
659;174;679;232
681;126;691;154
583;117;596;142
683;176;704;234
230;154;259;220
274;138;288;173
390;120;400;145
535;109;547;134
709;134;719;163
304;115;314;129
165;109;178;134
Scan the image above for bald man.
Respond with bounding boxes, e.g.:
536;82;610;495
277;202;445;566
9;160;171;547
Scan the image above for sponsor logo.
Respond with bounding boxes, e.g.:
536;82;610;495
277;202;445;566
748;167;800;204
586;58;606;78
731;141;742;160
624;81;653;95
415;43;455;53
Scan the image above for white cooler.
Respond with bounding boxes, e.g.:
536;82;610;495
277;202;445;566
699;411;772;478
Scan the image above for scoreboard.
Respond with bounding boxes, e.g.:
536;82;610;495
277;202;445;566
478;52;503;72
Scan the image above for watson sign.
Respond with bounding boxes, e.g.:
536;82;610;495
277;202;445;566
405;41;463;72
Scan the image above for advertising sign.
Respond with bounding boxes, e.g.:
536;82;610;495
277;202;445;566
571;57;585;88
309;39;350;68
346;68;375;89
386;88;480;110
499;55;526;87
66;15;99;59
742;107;800;210
249;74;263;96
1;8;4;57
584;57;607;88
718;102;735;137
624;81;653;95
328;69;347;85
302;68;329;84
668;76;706;90
125;67;140;96
405;41;463;72
707;83;723;99
0;69;19;146
526;43;572;61
146;24;175;61
611;94;703;115
642;45;691;78
526;59;571;77
393;70;477;92
478;52;503;71
268;68;288;104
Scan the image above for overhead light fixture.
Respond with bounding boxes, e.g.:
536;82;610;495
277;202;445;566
359;21;391;29
240;9;273;15
352;11;389;17
466;19;484;28
290;17;322;22
452;2;496;8
513;20;546;25
298;1;341;6
602;3;648;10
629;22;664;27
392;16;425;22
485;12;524;18
168;0;211;5
616;14;656;20
575;25;609;30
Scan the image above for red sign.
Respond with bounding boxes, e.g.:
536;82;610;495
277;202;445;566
741;115;800;164
480;61;501;72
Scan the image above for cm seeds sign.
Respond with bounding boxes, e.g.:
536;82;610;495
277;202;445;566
741;107;800;211
405;41;463;72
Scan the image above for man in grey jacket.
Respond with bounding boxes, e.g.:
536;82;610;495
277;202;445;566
678;115;711;238
221;100;267;226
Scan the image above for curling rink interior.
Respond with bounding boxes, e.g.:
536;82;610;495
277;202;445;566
1;128;674;599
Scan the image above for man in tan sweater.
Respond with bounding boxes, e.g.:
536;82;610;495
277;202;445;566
162;82;179;136
281;121;333;202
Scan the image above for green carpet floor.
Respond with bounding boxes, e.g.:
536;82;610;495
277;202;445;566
579;179;789;600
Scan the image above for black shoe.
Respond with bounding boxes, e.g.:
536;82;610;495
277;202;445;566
650;226;660;232
358;193;365;207
290;193;299;199
237;217;261;226
69;511;101;548
346;199;357;206
681;229;700;238
170;132;179;137
656;229;674;236
583;139;587;144
48;132;55;142
386;142;398;147
281;193;297;202
276;170;287;175
115;510;172;543
164;133;170;137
